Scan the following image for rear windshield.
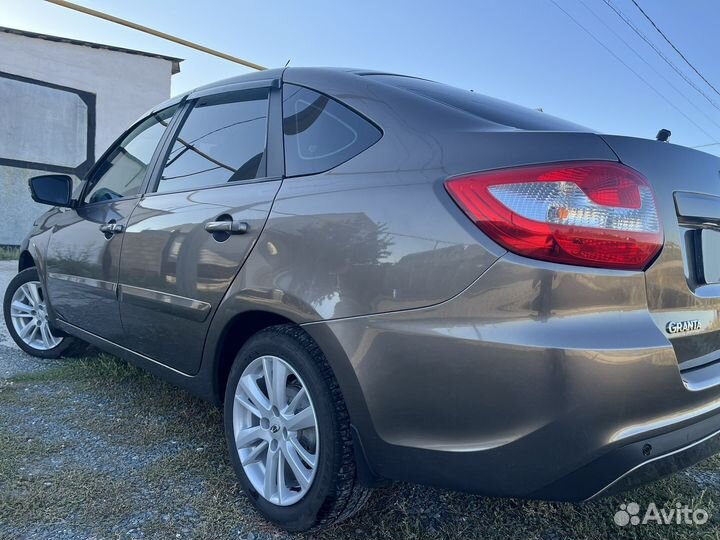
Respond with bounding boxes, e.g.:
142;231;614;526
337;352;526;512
366;74;589;132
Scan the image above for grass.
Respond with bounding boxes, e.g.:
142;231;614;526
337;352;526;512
1;353;720;539
0;246;20;261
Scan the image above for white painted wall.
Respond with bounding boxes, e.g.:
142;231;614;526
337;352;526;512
0;31;175;245
1;77;89;167
0;31;173;154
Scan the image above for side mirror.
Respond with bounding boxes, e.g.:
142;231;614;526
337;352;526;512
29;175;74;207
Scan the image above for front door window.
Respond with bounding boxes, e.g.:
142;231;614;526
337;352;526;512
84;106;177;204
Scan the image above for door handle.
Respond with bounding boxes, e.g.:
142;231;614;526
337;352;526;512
99;223;124;234
204;220;248;234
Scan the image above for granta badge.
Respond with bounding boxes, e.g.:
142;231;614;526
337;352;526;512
666;320;702;334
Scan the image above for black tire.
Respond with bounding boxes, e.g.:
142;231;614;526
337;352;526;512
3;267;87;359
224;324;371;532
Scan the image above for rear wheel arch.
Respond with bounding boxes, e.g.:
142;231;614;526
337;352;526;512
214;310;297;402
210;310;380;487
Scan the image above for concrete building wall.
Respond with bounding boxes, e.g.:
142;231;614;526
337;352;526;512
0;30;176;245
1;76;89;167
0;31;173;153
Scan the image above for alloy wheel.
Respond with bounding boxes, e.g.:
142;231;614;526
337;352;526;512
9;281;63;351
232;355;319;506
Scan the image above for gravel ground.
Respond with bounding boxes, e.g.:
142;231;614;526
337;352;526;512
2;258;720;540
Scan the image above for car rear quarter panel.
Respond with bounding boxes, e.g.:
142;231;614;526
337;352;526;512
301;253;711;496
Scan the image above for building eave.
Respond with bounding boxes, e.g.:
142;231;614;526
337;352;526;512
0;26;183;74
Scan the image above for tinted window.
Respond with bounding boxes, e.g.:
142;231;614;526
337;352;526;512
283;84;381;177
155;89;268;193
84;106;176;204
367;74;588;132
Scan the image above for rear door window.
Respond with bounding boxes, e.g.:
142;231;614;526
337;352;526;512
282;84;381;177
154;88;269;193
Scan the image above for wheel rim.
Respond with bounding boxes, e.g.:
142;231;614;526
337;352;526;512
233;355;319;506
9;280;63;351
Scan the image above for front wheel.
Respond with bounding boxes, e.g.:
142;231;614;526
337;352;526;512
224;325;371;531
3;267;84;358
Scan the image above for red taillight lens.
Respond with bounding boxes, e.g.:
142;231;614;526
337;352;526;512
445;161;663;270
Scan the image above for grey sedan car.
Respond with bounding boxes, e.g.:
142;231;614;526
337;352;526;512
5;67;720;531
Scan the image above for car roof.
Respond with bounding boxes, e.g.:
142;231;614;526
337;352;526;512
148;67;586;133
149;67;399;113
197;66;395;90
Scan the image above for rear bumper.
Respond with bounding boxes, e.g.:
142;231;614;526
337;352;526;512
303;253;720;499
533;408;720;501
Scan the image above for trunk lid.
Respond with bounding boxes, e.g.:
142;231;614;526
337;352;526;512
602;135;720;375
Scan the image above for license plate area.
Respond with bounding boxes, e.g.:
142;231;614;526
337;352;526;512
697;229;720;284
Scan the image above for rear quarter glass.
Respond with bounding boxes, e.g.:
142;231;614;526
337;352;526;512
282;84;381;177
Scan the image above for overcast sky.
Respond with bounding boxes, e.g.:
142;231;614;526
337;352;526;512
2;0;720;156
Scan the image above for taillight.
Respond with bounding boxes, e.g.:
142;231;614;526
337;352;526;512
445;161;663;270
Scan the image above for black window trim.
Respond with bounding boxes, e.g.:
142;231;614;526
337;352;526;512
142;78;283;198
77;101;185;208
280;82;384;179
